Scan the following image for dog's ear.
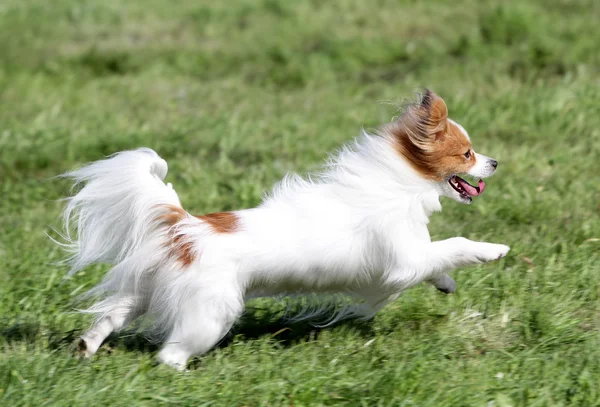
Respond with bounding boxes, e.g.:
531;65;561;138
419;89;448;136
386;89;449;149
401;90;448;142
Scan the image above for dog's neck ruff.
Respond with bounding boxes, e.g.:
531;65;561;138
321;132;442;223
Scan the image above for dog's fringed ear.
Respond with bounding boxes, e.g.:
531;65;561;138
402;89;449;145
420;89;448;134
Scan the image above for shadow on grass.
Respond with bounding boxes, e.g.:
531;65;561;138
0;321;80;351
108;307;375;357
0;321;43;345
0;307;375;356
220;307;375;348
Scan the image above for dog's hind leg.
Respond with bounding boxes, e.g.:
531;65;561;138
156;283;244;371
77;295;146;357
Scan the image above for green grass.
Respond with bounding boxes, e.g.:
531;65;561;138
1;0;599;405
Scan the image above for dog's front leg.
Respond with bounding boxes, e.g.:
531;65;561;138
395;237;509;292
388;238;509;293
424;237;509;274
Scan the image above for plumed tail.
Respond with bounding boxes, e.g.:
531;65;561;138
57;148;182;275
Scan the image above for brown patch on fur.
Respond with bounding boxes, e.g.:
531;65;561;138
155;205;197;266
195;212;240;234
157;205;187;228
383;90;475;180
154;205;240;267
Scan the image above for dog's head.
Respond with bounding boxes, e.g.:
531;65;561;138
384;90;498;204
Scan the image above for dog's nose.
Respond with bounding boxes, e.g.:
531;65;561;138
490;160;498;169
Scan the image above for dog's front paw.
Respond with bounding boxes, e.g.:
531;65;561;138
475;243;510;263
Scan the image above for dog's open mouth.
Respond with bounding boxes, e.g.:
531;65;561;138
449;175;485;200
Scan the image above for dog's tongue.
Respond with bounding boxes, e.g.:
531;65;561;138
457;177;486;196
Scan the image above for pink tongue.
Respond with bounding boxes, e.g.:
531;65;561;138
457;178;486;196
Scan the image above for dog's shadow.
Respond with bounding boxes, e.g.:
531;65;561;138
219;307;374;348
0;307;375;361
0;321;84;351
104;307;375;355
0;310;372;355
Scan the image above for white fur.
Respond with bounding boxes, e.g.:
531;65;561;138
469;153;498;178
57;132;509;370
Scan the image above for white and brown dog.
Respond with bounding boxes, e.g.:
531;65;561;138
56;90;509;370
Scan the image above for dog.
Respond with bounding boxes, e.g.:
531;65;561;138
56;90;509;370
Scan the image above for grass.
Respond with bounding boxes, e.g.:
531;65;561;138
1;0;599;405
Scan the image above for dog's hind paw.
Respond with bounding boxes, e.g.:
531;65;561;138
73;336;102;358
430;274;457;294
73;337;91;358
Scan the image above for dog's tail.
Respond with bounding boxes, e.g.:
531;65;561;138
58;148;183;275
55;148;218;338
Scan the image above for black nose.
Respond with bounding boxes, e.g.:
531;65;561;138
490;160;498;169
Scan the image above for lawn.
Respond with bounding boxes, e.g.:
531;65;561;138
1;0;599;405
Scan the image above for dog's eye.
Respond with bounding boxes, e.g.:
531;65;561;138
464;150;471;159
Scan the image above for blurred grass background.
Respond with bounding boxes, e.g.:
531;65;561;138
1;0;599;405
